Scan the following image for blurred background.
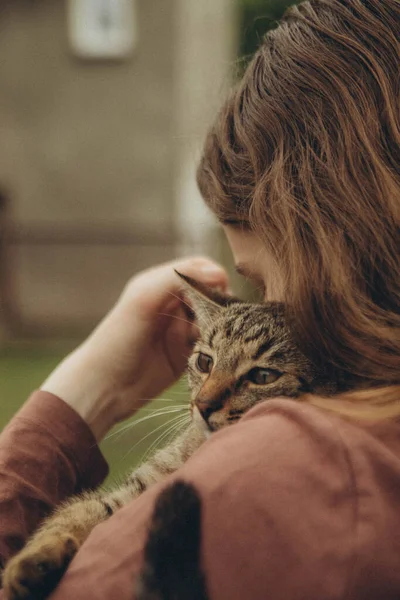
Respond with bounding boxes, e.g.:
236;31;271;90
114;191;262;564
0;0;294;481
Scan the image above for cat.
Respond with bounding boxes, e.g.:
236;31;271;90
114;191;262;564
2;272;345;600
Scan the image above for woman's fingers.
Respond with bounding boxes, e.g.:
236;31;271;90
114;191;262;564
121;257;229;320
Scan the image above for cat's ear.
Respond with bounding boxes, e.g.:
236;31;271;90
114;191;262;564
175;270;234;321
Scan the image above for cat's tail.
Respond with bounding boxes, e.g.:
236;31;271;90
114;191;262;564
135;480;209;600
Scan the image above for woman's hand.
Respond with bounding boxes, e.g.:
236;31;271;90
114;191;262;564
41;257;229;440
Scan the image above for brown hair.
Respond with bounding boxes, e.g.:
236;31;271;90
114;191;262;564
197;0;400;415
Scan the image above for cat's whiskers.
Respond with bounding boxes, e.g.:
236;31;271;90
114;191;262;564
140;415;191;463
121;413;190;461
140;424;178;463
166;291;214;329
155;416;192;455
162;387;189;396
145;415;192;461
138;404;187;412
167;291;194;314
158;313;196;327
198;303;215;330
151;396;188;400
105;406;188;442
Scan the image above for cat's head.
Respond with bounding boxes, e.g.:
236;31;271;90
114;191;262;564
177;272;338;432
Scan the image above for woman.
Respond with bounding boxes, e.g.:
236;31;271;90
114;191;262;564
1;0;400;598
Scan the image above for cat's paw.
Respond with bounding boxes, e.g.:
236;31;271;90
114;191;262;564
2;533;79;600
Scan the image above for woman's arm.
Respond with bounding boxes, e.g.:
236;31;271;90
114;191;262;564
0;257;228;567
0;391;108;566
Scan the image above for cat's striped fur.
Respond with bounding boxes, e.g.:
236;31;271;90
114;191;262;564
3;273;344;600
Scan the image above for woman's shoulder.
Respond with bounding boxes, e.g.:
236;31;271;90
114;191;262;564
186;397;360;488
179;398;400;600
183;398;360;511
192;396;400;478
184;397;400;522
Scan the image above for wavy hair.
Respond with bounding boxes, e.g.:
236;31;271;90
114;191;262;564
197;0;400;416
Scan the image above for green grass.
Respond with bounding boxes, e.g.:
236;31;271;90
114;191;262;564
0;346;190;485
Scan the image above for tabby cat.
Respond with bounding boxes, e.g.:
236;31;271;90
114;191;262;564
2;272;345;600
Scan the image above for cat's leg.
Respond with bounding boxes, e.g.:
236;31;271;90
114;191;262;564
2;489;120;600
2;423;206;600
126;422;207;494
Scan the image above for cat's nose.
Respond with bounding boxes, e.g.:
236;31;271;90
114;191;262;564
195;396;223;423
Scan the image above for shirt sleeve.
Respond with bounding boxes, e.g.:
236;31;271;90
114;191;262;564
0;390;108;566
43;400;358;600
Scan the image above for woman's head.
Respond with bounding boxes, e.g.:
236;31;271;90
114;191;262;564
197;0;400;389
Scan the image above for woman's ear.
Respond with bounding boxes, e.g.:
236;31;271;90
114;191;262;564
175;270;234;322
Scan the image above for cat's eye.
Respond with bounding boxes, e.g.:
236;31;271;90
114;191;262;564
196;353;213;373
246;368;281;385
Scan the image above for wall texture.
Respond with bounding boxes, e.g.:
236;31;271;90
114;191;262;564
0;0;235;338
